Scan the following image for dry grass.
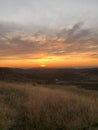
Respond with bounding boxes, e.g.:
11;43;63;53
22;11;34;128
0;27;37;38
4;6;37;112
0;81;98;130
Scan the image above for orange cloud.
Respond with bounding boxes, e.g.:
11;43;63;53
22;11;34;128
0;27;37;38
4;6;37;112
0;22;98;67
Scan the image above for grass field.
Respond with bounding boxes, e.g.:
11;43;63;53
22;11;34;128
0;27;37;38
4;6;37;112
0;81;98;130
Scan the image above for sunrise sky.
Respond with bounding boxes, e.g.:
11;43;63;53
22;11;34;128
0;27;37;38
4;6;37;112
0;0;98;68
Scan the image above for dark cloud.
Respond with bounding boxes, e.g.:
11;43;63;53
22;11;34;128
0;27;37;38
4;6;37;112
56;22;98;55
0;22;23;34
90;54;98;58
0;22;98;59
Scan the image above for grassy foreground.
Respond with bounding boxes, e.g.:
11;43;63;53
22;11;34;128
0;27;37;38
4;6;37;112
0;81;98;130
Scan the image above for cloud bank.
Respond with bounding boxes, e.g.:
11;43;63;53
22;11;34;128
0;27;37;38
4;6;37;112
0;22;98;60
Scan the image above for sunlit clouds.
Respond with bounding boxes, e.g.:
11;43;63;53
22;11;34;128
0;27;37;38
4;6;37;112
0;0;98;67
0;22;98;67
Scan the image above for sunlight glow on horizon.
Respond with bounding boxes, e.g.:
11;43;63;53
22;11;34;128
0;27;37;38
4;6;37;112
0;0;98;68
0;54;98;68
40;64;46;67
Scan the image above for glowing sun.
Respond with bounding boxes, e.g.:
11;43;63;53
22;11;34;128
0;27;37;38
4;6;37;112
40;64;46;67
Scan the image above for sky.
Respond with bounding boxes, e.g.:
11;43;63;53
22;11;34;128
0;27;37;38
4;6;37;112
0;0;98;67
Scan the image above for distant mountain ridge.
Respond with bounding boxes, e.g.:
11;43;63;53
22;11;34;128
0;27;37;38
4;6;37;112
0;67;98;85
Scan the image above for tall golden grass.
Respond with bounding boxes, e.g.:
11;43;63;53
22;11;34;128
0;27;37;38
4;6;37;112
0;81;98;130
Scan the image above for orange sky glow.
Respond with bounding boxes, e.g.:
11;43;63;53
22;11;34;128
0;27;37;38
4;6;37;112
0;53;98;68
0;24;98;68
0;0;98;68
